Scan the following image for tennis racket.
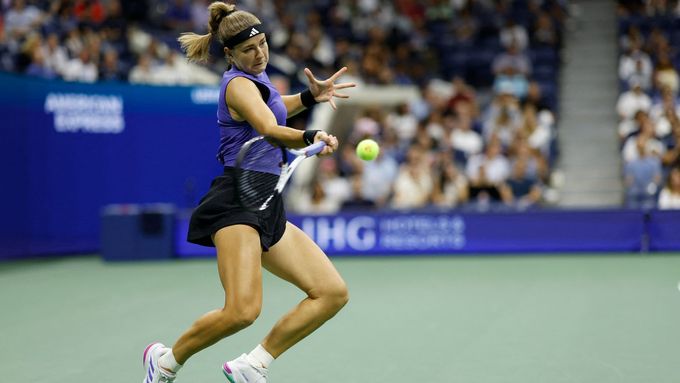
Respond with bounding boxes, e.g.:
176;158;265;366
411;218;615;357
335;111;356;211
235;136;326;211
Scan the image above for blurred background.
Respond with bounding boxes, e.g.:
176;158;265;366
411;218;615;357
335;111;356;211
2;0;679;258
1;1;680;382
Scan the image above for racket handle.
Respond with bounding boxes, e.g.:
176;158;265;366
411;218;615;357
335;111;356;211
305;141;327;157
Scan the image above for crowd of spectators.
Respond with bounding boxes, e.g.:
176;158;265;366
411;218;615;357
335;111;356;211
291;0;567;213
1;0;569;213
0;0;218;84
616;0;680;209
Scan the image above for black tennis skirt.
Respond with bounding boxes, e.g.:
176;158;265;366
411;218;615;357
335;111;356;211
187;167;287;251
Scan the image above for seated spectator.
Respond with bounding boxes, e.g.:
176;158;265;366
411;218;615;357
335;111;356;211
622;116;665;163
317;157;352;210
616;80;652;121
483;93;522;147
361;146;399;208
154;51;191;85
653;53;679;95
452;6;479;46
465;137;511;204
658;167;680;209
499;157;543;209
492;38;532;78
386;102;418;145
15;32;41;72
129;54;155;84
619;25;643;52
41;33;68;76
351;109;381;143
64;27;84;58
431;151;469;208
618;42;653;91
391;144;434;209
61;48;98;83
618;109;649;142
99;49;126;82
493;34;531;99
500;18;528;51
520;102;553;158
649;86;679;138
508;135;548;182
425;111;446;141
4;0;44;39
341;176;376;211
624;139;663;208
447;77;479;117
25;45;56;79
531;11;558;48
644;25;670;59
411;120;438;154
296;179;338;214
450;109;483;161
524;80;552;112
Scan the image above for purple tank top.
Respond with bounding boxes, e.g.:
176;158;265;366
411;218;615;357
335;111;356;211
216;66;287;174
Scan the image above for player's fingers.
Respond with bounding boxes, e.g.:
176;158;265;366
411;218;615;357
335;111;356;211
334;82;356;89
329;98;337;110
320;146;333;156
329;66;347;81
322;134;336;148
303;67;316;82
334;92;350;99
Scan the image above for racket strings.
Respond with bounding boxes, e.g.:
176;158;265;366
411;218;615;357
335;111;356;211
236;138;283;210
238;170;279;208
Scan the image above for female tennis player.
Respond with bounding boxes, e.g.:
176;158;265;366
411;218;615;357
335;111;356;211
141;2;355;383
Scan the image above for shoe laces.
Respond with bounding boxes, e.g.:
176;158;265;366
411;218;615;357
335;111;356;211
158;368;176;382
252;364;268;379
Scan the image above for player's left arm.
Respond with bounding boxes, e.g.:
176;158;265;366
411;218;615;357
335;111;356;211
282;67;356;117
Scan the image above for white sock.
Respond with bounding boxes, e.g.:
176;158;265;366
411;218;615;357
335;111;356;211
158;349;183;374
246;344;274;369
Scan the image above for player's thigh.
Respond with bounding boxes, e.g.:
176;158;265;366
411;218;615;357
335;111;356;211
262;222;347;299
213;224;264;308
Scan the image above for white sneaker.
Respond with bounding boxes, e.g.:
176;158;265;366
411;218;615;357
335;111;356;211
142;342;176;383
222;354;268;383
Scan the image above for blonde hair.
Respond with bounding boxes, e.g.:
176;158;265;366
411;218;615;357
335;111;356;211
178;2;261;63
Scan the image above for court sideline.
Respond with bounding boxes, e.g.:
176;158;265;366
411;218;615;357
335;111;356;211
1;254;679;383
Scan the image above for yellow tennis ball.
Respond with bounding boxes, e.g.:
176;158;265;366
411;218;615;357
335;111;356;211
356;139;380;161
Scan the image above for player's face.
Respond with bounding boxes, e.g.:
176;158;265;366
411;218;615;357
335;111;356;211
228;34;269;75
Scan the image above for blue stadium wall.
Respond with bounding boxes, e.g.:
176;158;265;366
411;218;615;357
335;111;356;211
0;72;222;259
1;73;679;260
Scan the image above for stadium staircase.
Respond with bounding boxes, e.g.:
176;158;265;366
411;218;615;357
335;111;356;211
556;0;624;207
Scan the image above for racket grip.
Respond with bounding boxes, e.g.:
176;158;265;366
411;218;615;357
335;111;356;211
305;141;327;157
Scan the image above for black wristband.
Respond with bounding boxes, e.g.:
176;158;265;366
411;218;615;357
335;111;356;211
303;130;320;146
300;89;318;108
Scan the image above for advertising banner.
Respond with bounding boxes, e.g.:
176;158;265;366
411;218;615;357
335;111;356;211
0;73;221;259
175;209;646;257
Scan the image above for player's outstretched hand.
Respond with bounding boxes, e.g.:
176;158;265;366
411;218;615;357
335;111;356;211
304;67;356;110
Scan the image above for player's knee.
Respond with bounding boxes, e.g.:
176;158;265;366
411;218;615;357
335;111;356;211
320;280;349;312
222;303;261;330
